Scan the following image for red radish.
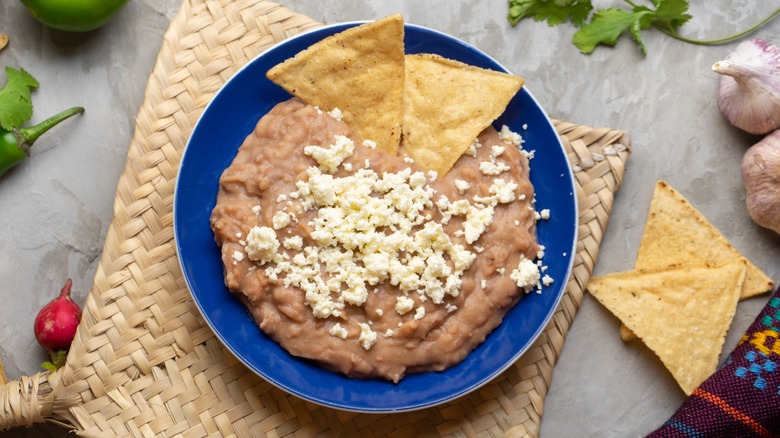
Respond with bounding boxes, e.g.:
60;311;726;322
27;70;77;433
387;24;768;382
34;279;82;370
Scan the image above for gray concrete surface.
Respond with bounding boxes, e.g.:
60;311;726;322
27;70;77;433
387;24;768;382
1;0;778;436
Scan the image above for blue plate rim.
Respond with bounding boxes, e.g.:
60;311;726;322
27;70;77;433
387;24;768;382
173;20;578;413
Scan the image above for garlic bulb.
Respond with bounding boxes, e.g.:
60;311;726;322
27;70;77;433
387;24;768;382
712;39;780;135
742;129;780;234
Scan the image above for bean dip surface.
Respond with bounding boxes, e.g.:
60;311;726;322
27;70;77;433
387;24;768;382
210;98;542;382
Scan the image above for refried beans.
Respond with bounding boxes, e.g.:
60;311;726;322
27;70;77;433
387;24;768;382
210;98;541;382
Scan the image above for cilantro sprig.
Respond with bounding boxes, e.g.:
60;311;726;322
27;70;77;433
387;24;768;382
508;0;780;55
0;67;39;131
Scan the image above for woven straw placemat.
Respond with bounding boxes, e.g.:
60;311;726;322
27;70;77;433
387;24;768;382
0;0;630;436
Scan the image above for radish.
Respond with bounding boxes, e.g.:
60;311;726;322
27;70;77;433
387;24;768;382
34;279;82;371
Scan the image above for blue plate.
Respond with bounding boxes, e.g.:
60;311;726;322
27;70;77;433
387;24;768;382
174;21;577;413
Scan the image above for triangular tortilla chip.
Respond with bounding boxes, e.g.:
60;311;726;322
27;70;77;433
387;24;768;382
266;14;405;154
402;53;523;176
619;180;773;341
588;261;747;395
635;180;773;298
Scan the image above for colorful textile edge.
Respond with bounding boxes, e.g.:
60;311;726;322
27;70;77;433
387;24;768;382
646;289;780;437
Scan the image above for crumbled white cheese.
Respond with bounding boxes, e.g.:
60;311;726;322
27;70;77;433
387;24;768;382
358;322;377;350
465;137;482;157
329;323;348;340
244;226;280;263
454;179;470;193
242;131;550;350
304;134;355;173
362;139;377;149
479;160;510;175
463;204;495;244
499;125;523;146
510;258;541;291
283;235;303;250
232;250;244;262
252;205;262;215
272;211;291;230
395;295;415;315
328;107;343;121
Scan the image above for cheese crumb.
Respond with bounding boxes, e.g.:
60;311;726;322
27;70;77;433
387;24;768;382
283;235;303;250
272;211;291;230
395;295;415;315
463;205;495;244
454;179;470;193
244;226;280;263
510;258;541;291
358;323;377;350
479;160;510;175
304;134;355;173
232;250;244;262
414;306;426;320
362;139;377;149
499;125;523;146
329;323;348;340
328;107;343;121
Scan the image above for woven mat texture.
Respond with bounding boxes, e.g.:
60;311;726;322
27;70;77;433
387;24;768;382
0;0;631;436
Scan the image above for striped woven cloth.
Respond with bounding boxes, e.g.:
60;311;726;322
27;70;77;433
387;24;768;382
646;287;780;437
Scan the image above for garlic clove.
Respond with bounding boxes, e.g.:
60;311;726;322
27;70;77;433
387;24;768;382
713;38;780;135
741;129;780;235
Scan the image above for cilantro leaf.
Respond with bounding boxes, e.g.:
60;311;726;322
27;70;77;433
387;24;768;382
652;0;692;31
507;0;773;56
509;0;593;27
572;0;693;55
572;9;648;54
0;67;39;131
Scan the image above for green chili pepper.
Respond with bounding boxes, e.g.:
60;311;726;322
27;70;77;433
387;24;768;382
0;107;84;176
19;0;129;32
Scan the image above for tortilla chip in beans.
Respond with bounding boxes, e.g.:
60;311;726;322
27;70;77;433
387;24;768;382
266;14;405;154
402;53;524;176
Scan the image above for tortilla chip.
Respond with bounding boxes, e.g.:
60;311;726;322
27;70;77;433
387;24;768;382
402;53;523;176
587;261;747;395
619;180;773;341
266;14;405;154
636;180;773;297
